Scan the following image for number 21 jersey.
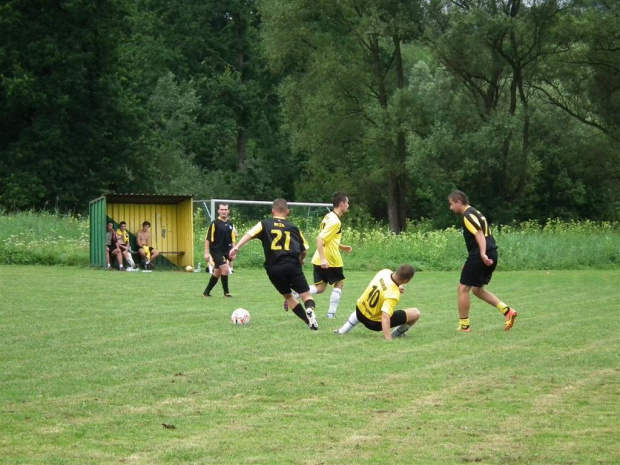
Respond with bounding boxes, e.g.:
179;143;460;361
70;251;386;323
247;217;309;267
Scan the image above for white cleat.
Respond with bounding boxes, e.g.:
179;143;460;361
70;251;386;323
306;309;318;330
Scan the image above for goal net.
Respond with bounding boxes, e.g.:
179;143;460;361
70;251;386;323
194;199;332;232
192;199;332;269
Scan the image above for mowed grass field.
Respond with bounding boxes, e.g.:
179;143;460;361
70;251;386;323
1;266;618;464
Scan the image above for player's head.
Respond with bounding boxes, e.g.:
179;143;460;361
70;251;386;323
395;264;415;283
272;198;289;216
106;221;114;230
142;220;151;228
448;190;469;214
218;204;230;219
332;191;349;211
119;221;127;229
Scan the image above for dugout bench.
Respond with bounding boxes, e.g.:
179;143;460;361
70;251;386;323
90;194;194;269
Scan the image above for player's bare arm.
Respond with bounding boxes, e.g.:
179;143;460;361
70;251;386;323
204;239;211;260
229;233;252;259
381;312;392;340
316;237;328;268
475;230;493;266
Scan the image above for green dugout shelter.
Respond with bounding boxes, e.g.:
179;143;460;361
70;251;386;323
89;194;194;269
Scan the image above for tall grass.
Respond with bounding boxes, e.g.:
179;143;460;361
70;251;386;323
1;210;619;270
0;210;88;266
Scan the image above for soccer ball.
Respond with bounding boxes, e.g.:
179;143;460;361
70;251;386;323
231;308;251;325
185;265;194;272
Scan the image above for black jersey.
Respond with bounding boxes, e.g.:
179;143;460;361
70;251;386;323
461;206;497;257
205;218;234;252
246;217;309;268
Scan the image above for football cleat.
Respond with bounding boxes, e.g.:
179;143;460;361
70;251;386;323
283;301;289;311
224;293;233;298
456;326;471;333
306;308;318;330
504;308;518;331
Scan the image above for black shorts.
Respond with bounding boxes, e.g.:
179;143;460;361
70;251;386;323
106;244;119;252
210;250;230;268
313;265;345;286
460;249;498;287
266;262;310;295
355;306;408;332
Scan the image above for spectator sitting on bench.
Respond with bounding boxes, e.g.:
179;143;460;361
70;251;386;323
136;220;160;270
105;221;123;270
117;221;138;271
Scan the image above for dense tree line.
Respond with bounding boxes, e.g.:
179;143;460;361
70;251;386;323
1;0;618;229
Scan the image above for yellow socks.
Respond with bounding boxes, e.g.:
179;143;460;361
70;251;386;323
496;302;509;315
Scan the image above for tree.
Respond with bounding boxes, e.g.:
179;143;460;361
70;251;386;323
261;0;425;233
535;0;620;140
0;0;135;210
427;0;571;205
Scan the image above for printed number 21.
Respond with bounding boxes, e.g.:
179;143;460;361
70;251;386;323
271;230;291;251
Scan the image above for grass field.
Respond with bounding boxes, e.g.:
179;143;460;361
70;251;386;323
1;266;619;464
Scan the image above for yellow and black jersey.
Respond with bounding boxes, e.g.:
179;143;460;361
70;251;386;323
311;211;343;267
461;206;497;257
246;217;309;268
356;269;401;322
206;218;234;253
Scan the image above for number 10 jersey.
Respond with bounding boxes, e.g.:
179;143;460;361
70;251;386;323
356;269;401;322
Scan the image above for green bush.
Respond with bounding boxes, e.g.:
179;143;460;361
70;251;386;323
0;210;89;266
1;211;619;270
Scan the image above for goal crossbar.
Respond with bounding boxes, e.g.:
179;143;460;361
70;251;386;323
194;199;332;222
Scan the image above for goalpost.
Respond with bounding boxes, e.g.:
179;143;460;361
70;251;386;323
193;199;332;234
192;199;332;270
194;199;331;223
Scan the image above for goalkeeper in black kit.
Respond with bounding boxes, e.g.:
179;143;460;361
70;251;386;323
229;198;319;330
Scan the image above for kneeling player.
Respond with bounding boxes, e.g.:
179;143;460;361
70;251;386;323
334;265;421;340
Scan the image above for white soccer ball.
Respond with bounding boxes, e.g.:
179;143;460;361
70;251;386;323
231;308;251;325
185;265;194;272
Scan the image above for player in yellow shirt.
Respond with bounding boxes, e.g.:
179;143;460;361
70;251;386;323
334;265;421;340
308;191;352;319
116;221;138;271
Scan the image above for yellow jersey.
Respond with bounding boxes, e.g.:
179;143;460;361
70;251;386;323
311;211;343;267
356;269;400;322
